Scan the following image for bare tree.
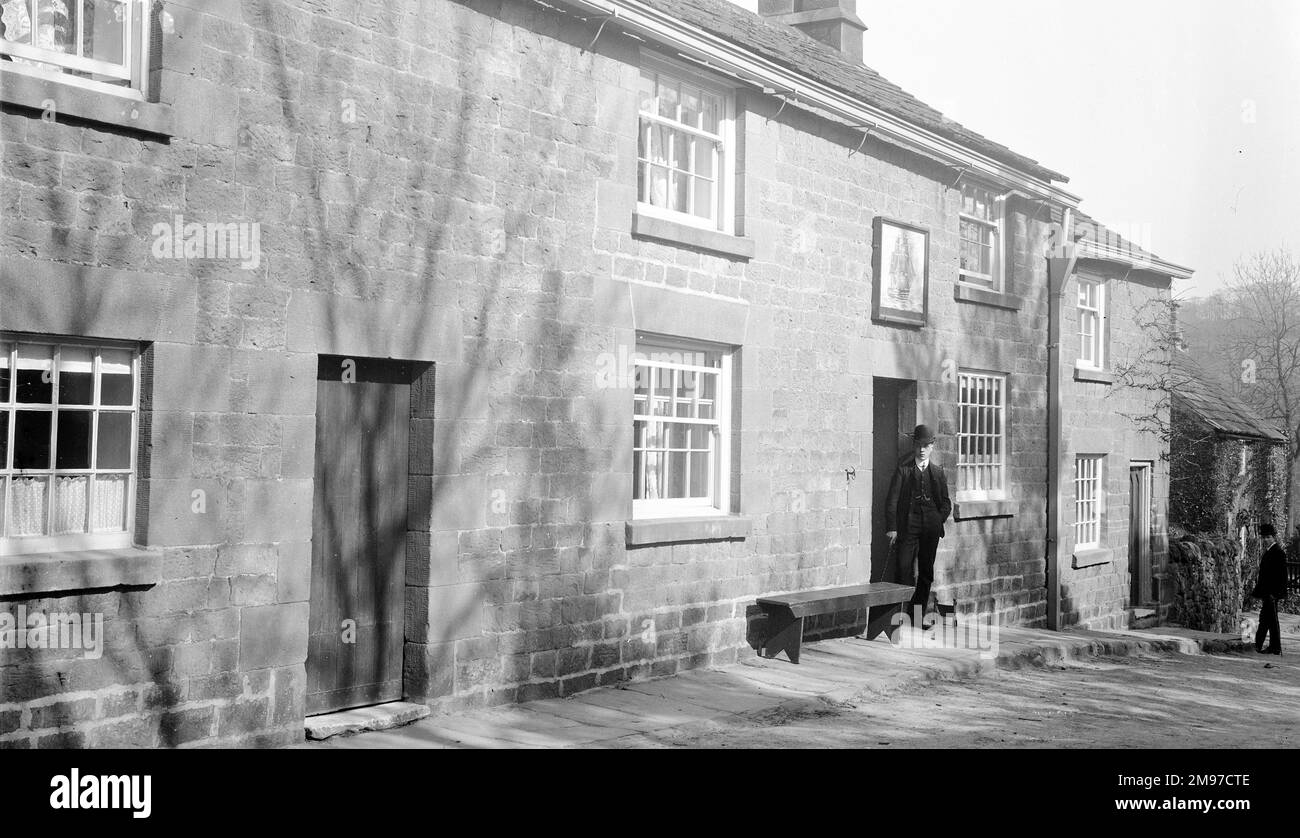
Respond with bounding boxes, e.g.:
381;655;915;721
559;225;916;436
1219;250;1300;524
1109;294;1211;470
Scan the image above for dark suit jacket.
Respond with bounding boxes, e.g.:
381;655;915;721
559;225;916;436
885;459;953;538
1252;543;1289;599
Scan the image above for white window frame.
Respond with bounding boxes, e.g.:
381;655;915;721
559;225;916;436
958;182;1005;290
636;55;736;235
0;0;151;100
631;333;733;520
1077;277;1106;369
955;370;1008;501
1074;455;1104;550
0;334;140;556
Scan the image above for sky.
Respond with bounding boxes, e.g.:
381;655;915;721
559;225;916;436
853;0;1300;299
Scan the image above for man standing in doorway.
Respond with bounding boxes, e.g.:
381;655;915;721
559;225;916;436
884;424;953;630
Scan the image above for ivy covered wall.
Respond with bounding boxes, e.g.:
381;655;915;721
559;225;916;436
1169;407;1286;535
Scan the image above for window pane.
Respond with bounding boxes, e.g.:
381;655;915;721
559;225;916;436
674;133;691;171
701;94;719;133
643;451;663;499
669;423;690;451
632;448;644;500
0;344;9;402
694;140;714;179
667;450;687;498
693;177;712;220
97;411;131;468
671;171;688;213
52;474;87;534
100;342;133;402
56;410;92;469
638;69;655;113
680;85;700;128
649;124;669;164
657;77;678;120
35;0;77;54
92;473;127;531
14;410;52;469
677;369;697;400
648;165;669;208
10;476;47;535
82;0;124;65
0;2;29;42
16;343;53;403
58;346;94;405
699;371;717;400
0;413;6;468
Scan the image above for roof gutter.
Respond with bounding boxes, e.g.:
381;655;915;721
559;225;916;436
1076;240;1194;280
557;0;1081;208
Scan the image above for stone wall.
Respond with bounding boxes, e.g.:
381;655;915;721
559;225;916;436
1055;265;1171;629
0;0;1165;746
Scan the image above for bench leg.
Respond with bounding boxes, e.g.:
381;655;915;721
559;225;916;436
763;610;804;664
865;602;903;642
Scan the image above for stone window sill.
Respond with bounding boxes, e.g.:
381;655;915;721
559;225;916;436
0;69;174;137
1072;547;1114;569
954;283;1022;311
632;213;756;260
0;547;163;597
1073;365;1117;385
953;498;1016;520
625;515;752;546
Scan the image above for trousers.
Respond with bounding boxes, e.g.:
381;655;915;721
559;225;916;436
1256;595;1281;653
899;528;941;616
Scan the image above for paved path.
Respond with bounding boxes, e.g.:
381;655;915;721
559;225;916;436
306;612;1298;749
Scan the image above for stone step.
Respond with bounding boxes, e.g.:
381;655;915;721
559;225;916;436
1126;607;1159;630
305;701;430;740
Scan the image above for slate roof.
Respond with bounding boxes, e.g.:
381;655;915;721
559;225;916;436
1172;354;1286;442
636;0;1068;183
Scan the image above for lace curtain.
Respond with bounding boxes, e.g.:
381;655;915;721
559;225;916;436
0;1;71;50
7;475;127;535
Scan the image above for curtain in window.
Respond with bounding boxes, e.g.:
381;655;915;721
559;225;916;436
0;0;73;50
92;474;127;531
10;476;46;535
52;474;87;533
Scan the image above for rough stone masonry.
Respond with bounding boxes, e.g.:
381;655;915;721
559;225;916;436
0;0;1176;747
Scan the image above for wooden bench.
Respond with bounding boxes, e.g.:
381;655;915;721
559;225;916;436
756;582;915;664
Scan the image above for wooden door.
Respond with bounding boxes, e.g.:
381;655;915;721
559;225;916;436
307;357;411;715
1129;464;1152;605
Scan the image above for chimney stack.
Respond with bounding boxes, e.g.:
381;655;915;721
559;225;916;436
758;0;867;63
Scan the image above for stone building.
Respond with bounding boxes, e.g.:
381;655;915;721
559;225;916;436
0;0;1190;747
1169;354;1287;537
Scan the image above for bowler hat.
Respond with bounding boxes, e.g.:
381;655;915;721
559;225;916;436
910;424;936;445
1261;523;1277;538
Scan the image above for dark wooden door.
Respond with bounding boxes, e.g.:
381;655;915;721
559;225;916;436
1129;464;1152;605
307;357;411;715
870;378;917;583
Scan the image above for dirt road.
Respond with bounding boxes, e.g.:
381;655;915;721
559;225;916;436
646;649;1300;748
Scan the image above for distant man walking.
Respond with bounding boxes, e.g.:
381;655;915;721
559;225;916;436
884;424;952;630
1253;523;1287;655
